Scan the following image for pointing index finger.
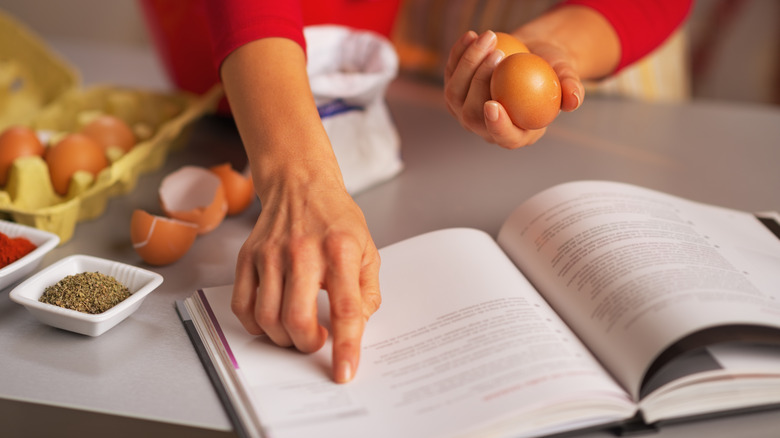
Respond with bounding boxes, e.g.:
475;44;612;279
324;238;365;383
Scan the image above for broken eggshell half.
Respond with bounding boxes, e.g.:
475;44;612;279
130;209;199;266
209;162;255;215
159;165;228;235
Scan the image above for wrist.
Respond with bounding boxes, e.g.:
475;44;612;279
515;5;620;79
249;146;346;204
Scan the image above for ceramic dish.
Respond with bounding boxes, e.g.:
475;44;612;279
0;220;60;291
9;254;163;336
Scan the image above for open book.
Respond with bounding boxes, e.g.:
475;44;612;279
178;180;780;438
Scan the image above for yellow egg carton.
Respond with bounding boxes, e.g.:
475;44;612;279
0;10;223;243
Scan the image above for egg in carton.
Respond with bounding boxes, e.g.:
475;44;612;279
0;10;222;243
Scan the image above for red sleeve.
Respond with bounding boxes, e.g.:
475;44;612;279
139;0;399;98
561;0;693;71
201;0;306;68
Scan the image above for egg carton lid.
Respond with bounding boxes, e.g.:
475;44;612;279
0;10;81;132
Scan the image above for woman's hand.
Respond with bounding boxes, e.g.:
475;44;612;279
443;29;585;150
232;165;381;384
220;37;381;383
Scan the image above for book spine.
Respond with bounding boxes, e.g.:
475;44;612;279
175;299;251;438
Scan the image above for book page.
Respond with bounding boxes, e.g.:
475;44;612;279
197;228;635;438
496;181;780;399
638;342;780;423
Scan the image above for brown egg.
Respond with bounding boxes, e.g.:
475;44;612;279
45;133;109;196
209;163;255;215
0;125;45;186
80;114;136;154
490;52;561;130
159;166;228;234
494;32;529;57
130;209;199;266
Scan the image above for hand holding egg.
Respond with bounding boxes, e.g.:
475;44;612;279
444;30;580;149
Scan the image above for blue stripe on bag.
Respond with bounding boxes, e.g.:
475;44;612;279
317;99;364;119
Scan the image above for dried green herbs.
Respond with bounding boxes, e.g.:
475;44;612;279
39;271;131;314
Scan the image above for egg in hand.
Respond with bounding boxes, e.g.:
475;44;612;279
489;34;561;131
493;32;529;57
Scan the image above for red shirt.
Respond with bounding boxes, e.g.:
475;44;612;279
140;0;691;94
140;0;401;95
563;0;693;71
201;0;402;67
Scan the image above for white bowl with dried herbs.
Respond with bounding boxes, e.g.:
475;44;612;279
9;254;163;336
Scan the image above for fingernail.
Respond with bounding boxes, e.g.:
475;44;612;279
335;360;353;383
476;30;496;50
485;101;500;122
572;90;582;109
488;50;504;67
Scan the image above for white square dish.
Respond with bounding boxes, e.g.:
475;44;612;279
0;220;60;291
9;254;163;336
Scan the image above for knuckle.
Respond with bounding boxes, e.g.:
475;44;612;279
255;239;278;256
473;66;493;86
330;296;363;321
230;296;252;318
281;309;311;333
333;338;359;355
443;84;462;106
364;292;382;315
255;307;280;329
235;245;251;263
460;50;485;70
285;234;310;253
443;62;455;80
287;234;319;259
239;239;279;270
323;232;360;262
462;109;484;128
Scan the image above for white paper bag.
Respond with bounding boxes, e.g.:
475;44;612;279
304;25;403;195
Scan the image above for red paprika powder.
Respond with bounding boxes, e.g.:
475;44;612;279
0;231;37;268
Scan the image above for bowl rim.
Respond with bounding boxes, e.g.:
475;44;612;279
8;254;164;322
0;220;60;280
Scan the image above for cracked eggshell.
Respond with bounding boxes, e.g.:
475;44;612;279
209;163;255;215
131;209;198;266
159;165;227;234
